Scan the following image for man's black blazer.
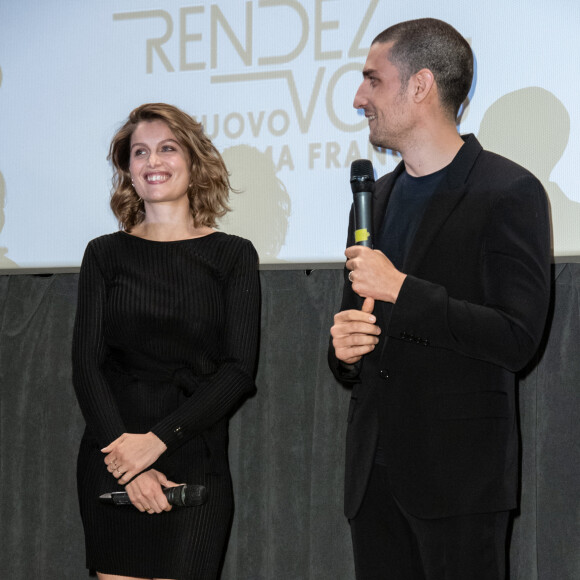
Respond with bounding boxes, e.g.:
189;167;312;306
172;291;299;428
329;134;551;520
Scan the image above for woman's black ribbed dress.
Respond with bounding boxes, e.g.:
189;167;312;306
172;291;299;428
72;231;260;579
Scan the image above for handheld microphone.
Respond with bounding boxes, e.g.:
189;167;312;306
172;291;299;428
350;159;375;248
99;484;207;508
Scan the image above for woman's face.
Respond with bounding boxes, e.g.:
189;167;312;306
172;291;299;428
129;119;191;206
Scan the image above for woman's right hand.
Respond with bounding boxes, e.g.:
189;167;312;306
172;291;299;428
125;469;180;514
102;432;167;485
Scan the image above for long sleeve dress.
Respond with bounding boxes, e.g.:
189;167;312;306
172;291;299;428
72;231;260;579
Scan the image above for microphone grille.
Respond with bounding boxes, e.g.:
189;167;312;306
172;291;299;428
182;484;208;507
350;159;375;193
350;159;374;182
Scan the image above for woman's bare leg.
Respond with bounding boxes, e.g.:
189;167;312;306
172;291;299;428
97;573;176;580
98;574;148;580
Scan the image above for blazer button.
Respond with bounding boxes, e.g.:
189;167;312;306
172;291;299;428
173;426;184;439
379;369;390;380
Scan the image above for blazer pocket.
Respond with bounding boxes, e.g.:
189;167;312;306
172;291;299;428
347;382;366;423
437;391;509;420
347;396;358;423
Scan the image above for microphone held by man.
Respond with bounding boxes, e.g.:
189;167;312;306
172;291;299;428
350;159;375;248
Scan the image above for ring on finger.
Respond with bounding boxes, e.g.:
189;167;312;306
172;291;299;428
348;271;354;283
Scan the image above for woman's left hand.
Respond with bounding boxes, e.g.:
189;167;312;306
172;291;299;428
102;432;167;485
125;469;179;514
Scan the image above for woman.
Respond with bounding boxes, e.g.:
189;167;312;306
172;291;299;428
72;103;260;580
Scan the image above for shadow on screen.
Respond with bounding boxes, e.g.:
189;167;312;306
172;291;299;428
0;171;18;268
477;87;580;257
220;145;291;263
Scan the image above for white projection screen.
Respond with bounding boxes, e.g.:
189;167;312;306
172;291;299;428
1;0;579;271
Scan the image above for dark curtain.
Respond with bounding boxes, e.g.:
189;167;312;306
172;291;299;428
0;266;578;579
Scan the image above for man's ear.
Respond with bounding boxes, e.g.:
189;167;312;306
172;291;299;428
411;68;435;103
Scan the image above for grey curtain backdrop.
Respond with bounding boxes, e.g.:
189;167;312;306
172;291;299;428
0;265;578;579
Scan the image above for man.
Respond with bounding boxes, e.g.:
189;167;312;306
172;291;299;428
329;18;551;580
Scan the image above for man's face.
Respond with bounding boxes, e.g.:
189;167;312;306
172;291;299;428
353;42;414;151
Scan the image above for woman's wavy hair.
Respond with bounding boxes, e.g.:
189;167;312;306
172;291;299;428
108;103;232;230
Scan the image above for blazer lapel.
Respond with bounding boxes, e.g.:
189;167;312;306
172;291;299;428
403;134;483;272
372;161;404;238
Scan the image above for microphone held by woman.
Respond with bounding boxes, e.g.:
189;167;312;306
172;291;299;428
99;484;207;507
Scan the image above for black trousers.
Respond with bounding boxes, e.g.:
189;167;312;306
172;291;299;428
350;463;510;580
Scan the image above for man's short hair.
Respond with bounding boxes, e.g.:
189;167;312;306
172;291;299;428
373;18;473;120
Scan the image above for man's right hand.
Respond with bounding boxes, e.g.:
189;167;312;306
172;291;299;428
331;297;381;364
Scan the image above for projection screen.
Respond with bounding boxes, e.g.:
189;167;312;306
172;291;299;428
0;0;579;270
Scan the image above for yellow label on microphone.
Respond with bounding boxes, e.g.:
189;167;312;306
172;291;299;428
355;228;370;243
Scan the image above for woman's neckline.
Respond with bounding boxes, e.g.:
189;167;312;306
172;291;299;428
119;230;221;243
